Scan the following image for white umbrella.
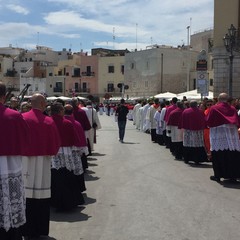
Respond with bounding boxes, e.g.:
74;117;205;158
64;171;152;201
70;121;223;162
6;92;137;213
154;92;177;99
77;96;87;100
46;96;57;101
57;96;72;101
177;89;213;100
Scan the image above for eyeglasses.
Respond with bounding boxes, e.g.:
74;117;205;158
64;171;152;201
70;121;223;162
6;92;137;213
207;104;213;106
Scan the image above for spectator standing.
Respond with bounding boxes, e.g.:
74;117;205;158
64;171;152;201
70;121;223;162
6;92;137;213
115;99;129;143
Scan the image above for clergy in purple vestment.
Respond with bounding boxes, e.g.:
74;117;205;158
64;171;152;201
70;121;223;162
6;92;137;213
180;100;208;164
21;93;61;239
206;93;240;182
0;82;29;240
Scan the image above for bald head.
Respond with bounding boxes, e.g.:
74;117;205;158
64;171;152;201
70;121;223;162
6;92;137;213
31;93;46;111
218;93;228;103
64;104;73;115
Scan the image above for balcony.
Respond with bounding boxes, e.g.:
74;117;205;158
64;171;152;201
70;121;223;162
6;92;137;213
70;88;90;93
53;87;63;93
81;71;95;77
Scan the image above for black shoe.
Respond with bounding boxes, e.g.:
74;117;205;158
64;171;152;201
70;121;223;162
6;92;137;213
210;176;220;182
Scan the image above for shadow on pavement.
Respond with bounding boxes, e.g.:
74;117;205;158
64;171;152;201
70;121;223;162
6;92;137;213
87;157;97;161
121;142;140;144
50;207;91;222
188;162;213;168
92;152;106;156
84;173;100;181
82;193;97;205
221;180;240;189
87;162;98;167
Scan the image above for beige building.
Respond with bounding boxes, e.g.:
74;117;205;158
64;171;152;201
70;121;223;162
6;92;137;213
124;46;199;97
213;0;240;97
98;55;125;99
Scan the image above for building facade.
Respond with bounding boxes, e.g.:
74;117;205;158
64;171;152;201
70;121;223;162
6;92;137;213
124;46;199;97
213;0;240;97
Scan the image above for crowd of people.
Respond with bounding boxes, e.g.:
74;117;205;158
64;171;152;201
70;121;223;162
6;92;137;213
2;80;240;239
0;82;101;240
131;93;240;183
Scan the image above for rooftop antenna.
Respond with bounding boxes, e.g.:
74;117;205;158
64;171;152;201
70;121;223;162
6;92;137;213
37;32;39;46
136;23;138;50
113;27;115;49
190;17;192;46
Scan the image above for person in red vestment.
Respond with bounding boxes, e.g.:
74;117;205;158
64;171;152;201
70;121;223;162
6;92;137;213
206;93;240;182
21;93;60;240
180;100;208;164
167;101;184;160
165;97;178;152
51;102;84;210
71;98;92;155
0;82;30;240
203;100;214;161
64;104;87;200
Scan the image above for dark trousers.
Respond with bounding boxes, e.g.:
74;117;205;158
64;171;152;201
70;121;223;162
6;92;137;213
0;228;22;240
118;120;127;141
150;129;157;142
21;198;50;238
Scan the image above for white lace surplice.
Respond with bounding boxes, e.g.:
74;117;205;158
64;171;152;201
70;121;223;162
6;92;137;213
0;156;26;231
183;129;205;147
210;124;240;151
51;147;83;175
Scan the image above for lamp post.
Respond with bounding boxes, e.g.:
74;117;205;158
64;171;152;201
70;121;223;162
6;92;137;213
223;24;239;97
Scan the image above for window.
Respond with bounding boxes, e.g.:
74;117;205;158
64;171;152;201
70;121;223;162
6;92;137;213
131;63;134;69
132;82;137;88
144;81;149;88
73;68;80;77
210;79;213;86
121;65;124;74
75;82;79;91
86;66;91;76
107;83;114;92
108;65;114;73
56;82;62;90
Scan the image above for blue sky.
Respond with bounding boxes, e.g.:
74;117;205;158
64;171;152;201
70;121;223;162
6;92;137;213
0;0;214;53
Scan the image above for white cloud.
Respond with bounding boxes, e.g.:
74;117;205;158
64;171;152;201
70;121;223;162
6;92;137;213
0;0;213;51
6;4;29;15
44;11;150;38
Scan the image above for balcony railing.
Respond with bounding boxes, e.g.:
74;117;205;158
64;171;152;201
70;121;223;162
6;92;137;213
81;71;95;76
70;88;90;93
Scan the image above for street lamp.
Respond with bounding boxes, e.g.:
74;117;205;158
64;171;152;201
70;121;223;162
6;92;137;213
223;24;240;97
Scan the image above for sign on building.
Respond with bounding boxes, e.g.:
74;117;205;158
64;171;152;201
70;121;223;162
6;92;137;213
196;50;209;96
